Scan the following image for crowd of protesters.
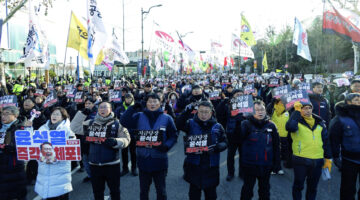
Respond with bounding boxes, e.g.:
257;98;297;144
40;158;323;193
0;72;359;200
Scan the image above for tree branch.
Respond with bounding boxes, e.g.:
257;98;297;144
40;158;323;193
2;0;28;25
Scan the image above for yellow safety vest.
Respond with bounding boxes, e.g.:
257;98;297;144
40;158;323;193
291;123;324;159
271;111;289;138
12;84;24;95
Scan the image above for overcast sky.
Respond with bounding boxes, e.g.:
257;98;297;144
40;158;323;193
2;0;325;63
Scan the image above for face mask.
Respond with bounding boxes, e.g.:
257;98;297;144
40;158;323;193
193;94;202;100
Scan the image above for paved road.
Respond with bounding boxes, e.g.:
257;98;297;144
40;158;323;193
27;132;342;200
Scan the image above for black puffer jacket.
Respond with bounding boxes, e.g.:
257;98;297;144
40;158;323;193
0;119;27;200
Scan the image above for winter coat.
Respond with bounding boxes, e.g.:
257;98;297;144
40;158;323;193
120;106;178;172
35;119;75;199
240;116;281;173
182;116;227;189
309;93;331;127
286;111;332;165
0;119;27;200
84;113;130;165
330;101;360;164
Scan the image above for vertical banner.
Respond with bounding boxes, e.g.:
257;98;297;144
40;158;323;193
137;59;142;76
0;19;3;46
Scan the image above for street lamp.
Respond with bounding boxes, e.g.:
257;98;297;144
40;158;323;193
141;4;162;78
176;31;193;75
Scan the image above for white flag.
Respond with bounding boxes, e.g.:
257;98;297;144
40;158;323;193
17;1;50;68
102;34;129;71
231;33;254;58
87;0;108;71
293;17;312;62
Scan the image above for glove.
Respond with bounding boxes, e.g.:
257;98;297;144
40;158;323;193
207;144;217;154
4;145;16;153
103;137;117;148
82;108;92;115
156;144;169;152
294;101;302;112
333;157;342;169
132;102;142;111
185;104;194;113
323;158;332;173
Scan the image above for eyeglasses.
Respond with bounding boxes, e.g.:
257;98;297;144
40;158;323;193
1;112;14;117
198;110;211;114
98;106;111;109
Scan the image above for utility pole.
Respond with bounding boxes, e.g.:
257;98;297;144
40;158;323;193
122;0;126;76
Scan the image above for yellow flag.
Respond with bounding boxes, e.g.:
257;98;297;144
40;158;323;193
241;14;256;46
276;69;282;72
262;53;268;72
67;12;89;60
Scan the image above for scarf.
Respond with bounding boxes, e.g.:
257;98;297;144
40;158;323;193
48;120;62;130
302;115;315;129
94;112;115;125
123;101;134;110
274;101;285;116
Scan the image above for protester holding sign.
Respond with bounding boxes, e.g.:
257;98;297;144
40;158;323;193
114;93;138;177
216;89;246;181
267;98;289;173
329;93;360;200
34;107;75;200
309;81;331;127
286;101;332;200
83;101;130;200
240;100;280;200
120;93;178;200
177;101;227;200
0;106;28;200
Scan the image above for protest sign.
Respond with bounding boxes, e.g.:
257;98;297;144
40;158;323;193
34;89;44;96
74;92;84;103
281;90;311;110
244;84;255;94
230;95;254;116
109;90;122;102
0;95;18;108
135;130;163;148
298;82;313;94
184;134;211;154
14;130;81;161
43;91;57;108
272;85;291;98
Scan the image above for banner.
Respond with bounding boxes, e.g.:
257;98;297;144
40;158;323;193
268;78;280;87
17;1;50;68
209;90;221;100
241;14;256;46
101;34;130;71
272;85;291;98
87;0;108;70
230;95;254;116
231;33;255;58
14;130;81;161
66;88;76;98
293;17;312;62
155;30;175;53
67;12;89;60
323;0;360;44
281;90;311;110
333;78;350;87
0;95;17;108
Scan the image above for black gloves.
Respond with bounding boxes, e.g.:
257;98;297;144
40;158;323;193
4;145;16;153
103;137;117;148
185;103;194;113
207;144;218;154
334;157;342;169
82;108;92;115
156;144;169;152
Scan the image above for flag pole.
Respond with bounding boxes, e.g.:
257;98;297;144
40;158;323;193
239;13;242;75
63;11;73;76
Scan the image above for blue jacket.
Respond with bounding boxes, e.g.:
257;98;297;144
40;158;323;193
183;116;227;167
309;94;331;127
120;106;178;172
240;116;280;170
330;102;360;163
